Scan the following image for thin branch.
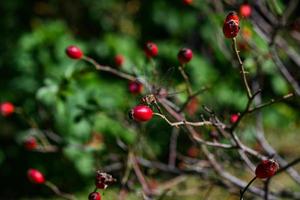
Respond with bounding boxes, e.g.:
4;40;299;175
83;56;136;81
178;65;193;96
45;181;75;200
232;37;252;99
240;176;257;200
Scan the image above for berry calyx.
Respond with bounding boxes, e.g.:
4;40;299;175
24;137;38;150
66;45;83;59
255;159;279;179
114;54;124;67
128;81;143;94
144;42;158;58
183;0;193;5
88;192;101;200
130;105;153;122
95;171;116;189
230;114;239;123
178;48;193;64
27;169;45;184
223;12;240;38
0;102;15;117
240;3;252;18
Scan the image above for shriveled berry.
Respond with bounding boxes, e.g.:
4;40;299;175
27;169;45;184
255;160;279;179
130;105;153;122
240;3;252;18
183;0;193;5
230;114;239;123
88;192;101;200
66;45;83;59
178;48;193;64
114;54;124;67
128;81;143;94
223;12;240;38
24;137;38;150
95;171;116;189
144;42;158;58
0;102;15;117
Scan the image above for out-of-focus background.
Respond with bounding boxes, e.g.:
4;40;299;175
0;0;300;199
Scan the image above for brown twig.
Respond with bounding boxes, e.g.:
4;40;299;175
45;181;75;200
178;65;193;96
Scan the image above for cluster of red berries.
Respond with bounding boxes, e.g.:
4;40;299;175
0;102;15;117
88;171;116;200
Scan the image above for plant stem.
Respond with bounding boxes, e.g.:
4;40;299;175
232;37;252;99
240;176;257;200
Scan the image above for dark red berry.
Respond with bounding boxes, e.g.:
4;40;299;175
183;0;193;5
178;48;193;64
128;81;143;94
0;102;15;117
240;3;252;18
89;192;101;200
130;105;153;122
24;137;38;150
230;114;239;123
223;12;240;38
187;146;199;158
114;54;124;67
66;45;83;59
144;42;158;58
255;160;279;179
27;169;45;184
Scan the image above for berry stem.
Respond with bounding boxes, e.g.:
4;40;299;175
178;64;193;96
45;181;75;200
232;37;252;99
240;176;257;200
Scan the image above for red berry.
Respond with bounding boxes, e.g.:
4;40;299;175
240;3;252;18
24;137;38;150
255;160;279;179
66;45;83;59
27;169;45;184
89;192;101;200
223;12;240;38
130;105;153;122
144;42;158;58
0;102;15;117
230;114;239;123
178;48;193;64
128;81;143;94
183;0;193;5
114;54;124;67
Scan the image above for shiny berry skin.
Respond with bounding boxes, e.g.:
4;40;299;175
240;3;252;18
24;137;37;150
230;114;239;123
114;54;124;67
130;105;153;122
0;102;15;117
128;81;143;94
66;45;83;59
183;0;193;5
225;11;239;24
88;192;101;200
178;48;193;64
255;160;279;179
27;169;45;184
144;42;158;58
